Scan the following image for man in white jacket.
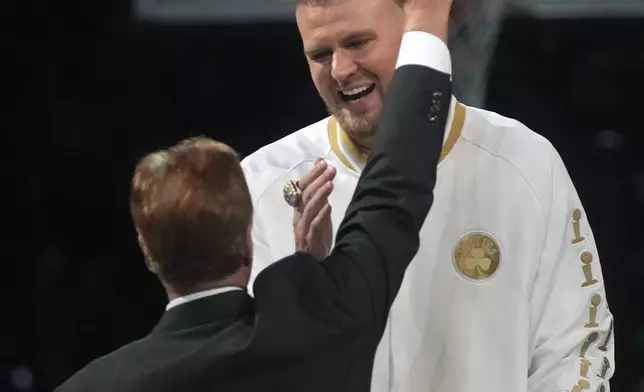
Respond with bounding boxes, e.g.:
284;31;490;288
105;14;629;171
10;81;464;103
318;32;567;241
241;0;615;391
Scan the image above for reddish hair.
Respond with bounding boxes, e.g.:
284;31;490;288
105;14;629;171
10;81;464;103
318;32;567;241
130;136;253;294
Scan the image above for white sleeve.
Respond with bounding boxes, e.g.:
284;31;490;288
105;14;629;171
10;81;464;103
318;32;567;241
395;31;452;76
527;148;615;392
241;164;275;298
247;212;274;297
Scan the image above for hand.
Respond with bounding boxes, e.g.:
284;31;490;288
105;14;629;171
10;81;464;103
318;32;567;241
450;0;482;24
402;0;454;42
293;158;336;261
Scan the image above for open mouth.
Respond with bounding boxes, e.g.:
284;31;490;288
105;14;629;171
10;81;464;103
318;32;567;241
339;84;376;102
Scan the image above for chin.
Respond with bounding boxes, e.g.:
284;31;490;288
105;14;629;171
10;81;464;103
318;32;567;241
326;102;378;136
337;116;376;143
347;110;379;131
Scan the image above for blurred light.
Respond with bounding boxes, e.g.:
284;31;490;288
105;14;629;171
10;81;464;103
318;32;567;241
594;130;624;151
10;366;34;391
134;0;644;22
135;0;296;23
522;0;644;18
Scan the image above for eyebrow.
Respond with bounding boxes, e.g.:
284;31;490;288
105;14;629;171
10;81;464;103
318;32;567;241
304;29;376;57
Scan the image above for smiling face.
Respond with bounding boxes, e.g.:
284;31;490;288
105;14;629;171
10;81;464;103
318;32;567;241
297;0;404;149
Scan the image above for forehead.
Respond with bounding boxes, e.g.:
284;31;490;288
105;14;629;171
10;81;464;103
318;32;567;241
296;0;391;47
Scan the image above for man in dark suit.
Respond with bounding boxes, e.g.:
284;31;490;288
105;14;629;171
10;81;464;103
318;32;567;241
55;1;454;390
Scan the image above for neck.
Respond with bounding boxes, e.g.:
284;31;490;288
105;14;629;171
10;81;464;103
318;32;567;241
165;269;249;302
351;133;374;153
328;98;465;173
354;139;373;155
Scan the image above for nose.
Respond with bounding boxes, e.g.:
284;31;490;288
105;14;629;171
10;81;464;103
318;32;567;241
330;50;358;84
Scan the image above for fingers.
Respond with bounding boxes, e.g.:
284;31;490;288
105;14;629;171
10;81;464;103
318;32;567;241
403;0;452;41
307;202;333;261
300;166;336;210
296;180;334;242
297;158;327;190
292;158;336;256
309;203;332;240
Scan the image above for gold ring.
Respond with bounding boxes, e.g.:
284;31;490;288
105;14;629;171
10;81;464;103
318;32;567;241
283;180;302;208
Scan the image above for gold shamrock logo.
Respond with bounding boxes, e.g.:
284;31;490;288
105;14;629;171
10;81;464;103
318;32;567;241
453;231;501;281
464;247;492;273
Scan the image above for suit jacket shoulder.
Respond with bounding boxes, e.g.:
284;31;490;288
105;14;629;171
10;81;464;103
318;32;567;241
55;336;149;391
459;106;565;213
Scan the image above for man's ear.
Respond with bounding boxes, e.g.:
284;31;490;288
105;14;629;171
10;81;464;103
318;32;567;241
244;225;253;268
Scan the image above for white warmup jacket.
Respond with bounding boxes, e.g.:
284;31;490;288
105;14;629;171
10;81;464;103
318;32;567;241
241;35;614;392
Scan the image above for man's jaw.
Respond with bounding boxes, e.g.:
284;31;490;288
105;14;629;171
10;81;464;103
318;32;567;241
330;107;377;150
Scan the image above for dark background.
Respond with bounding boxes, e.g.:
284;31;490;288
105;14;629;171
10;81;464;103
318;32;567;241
5;0;644;390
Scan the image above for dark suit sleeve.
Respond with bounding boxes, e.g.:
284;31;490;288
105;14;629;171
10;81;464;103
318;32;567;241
254;64;451;333
54;371;90;392
321;65;451;327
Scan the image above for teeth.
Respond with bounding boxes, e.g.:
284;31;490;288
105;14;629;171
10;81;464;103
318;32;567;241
342;85;370;96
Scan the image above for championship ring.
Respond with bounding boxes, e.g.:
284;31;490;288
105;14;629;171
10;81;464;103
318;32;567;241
283;180;302;208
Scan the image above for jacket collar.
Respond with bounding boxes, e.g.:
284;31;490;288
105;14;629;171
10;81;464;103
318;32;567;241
151;290;255;335
328;97;466;173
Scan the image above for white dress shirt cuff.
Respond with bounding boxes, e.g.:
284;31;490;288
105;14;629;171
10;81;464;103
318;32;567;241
395;31;452;76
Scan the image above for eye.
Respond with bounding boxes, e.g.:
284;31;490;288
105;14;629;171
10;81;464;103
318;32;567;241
346;39;369;50
309;50;333;63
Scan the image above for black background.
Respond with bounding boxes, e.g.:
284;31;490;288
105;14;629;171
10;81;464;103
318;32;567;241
5;1;644;390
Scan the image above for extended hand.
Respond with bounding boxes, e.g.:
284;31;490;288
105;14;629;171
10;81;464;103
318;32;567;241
293;158;337;261
403;0;454;42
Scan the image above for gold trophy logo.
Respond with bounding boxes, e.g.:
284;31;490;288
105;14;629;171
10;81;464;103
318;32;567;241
569;379;590;392
571;208;586;245
585;293;602;328
580;251;599;288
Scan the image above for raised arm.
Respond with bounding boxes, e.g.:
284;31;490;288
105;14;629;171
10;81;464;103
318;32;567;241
322;32;452;326
253;0;454;328
304;2;453;328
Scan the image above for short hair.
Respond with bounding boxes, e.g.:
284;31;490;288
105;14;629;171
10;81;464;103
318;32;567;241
130;136;253;294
